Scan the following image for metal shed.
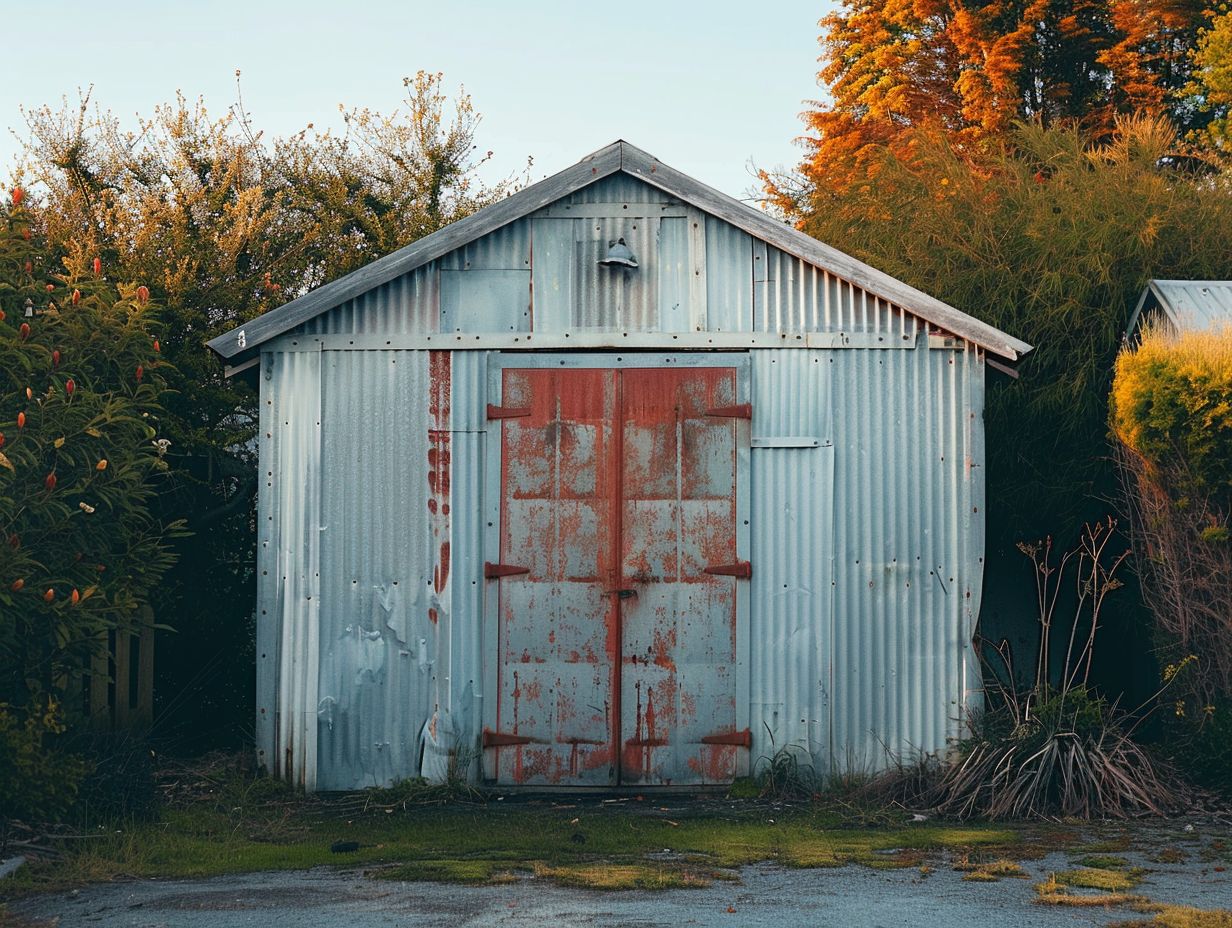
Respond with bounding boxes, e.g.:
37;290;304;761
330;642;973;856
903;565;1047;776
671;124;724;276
1127;279;1232;336
209;140;1032;791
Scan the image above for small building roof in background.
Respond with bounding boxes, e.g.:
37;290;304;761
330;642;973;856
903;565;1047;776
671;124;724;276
1128;280;1232;336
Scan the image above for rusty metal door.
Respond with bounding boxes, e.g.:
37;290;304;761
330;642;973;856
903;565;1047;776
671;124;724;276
618;368;745;785
486;368;620;786
484;357;748;787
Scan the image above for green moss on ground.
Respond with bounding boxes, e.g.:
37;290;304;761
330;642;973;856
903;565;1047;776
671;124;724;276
1;797;1019;895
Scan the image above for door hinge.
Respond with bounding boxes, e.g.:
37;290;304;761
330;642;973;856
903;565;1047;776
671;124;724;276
482;730;539;747
485;562;530;579
700;728;752;748
703;561;752;579
705;403;752;420
487;403;531;419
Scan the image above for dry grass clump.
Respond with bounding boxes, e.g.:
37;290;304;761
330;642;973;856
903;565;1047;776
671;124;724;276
932;521;1178;820
961;858;1028;882
531;862;714;890
1109;904;1232;927
1052;866;1143;891
1034;873;1150;908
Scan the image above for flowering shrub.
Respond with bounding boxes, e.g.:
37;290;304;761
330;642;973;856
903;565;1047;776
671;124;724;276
1112;325;1232;499
0;188;181;713
1111;325;1232;790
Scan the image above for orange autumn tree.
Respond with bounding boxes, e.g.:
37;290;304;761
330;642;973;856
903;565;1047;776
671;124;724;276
771;0;1215;202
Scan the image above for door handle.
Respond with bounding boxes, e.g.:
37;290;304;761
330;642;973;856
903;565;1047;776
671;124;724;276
606;588;637;599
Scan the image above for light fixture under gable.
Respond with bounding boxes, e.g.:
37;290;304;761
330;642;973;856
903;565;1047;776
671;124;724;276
598;237;638;269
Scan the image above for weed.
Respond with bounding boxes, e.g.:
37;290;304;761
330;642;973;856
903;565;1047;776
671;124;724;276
752;745;819;801
1079;833;1133;853
1034;870;1152;909
1109;905;1232;927
374;859;514;884
961;859;1028;881
1155;847;1188;864
935;522;1177;820
726;778;760;799
1073;854;1130;869
1035;892;1153;908
531;862;714;890
1052;867;1143;891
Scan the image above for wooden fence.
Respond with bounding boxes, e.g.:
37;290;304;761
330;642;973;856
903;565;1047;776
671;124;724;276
86;609;155;730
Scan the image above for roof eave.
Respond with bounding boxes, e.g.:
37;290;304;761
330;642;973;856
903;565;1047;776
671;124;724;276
617;141;1032;362
208;139;1033;364
207;140;626;360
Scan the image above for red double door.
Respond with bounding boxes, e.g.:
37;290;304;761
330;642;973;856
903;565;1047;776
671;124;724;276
484;365;748;786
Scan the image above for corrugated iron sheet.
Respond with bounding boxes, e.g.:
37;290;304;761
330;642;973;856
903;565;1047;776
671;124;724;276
256;170;989;789
256;349;321;789
826;343;983;770
568;172;678;205
301;263;439;336
1134;279;1232;334
259;338;984;787
313;350;436;789
705;217;752;332
289;175;927;343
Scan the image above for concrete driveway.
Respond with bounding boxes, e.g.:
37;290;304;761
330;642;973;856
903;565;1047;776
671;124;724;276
13;847;1232;928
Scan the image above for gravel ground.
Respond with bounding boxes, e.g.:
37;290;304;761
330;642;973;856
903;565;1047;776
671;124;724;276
11;846;1232;928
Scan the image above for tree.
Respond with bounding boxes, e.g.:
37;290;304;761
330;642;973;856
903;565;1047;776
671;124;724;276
797;115;1232;535
13;72;515;746
769;0;1216;202
0;187;180;711
787;116;1232;695
1190;9;1232;150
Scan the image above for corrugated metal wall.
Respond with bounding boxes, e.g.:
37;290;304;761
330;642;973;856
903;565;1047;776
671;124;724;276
256;171;987;788
256;350;322;788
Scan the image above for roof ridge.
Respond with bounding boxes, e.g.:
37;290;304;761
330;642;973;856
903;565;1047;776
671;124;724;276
207;141;1032;363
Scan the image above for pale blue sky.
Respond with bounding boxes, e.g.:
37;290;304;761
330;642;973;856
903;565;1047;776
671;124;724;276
2;1;833;200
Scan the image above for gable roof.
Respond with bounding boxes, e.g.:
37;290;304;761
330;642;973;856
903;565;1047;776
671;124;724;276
207;140;1033;363
1127;279;1232;336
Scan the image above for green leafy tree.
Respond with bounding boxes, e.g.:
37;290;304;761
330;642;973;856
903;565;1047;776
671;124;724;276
795;115;1232;539
1191;9;1232;150
0;187;180;713
786;115;1232;695
14;73;515;745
